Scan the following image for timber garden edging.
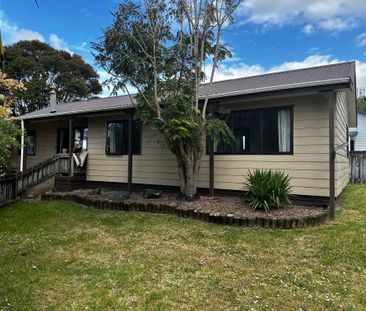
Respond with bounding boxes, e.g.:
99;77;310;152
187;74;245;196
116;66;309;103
42;192;330;229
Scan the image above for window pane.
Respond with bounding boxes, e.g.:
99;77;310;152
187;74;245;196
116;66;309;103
224;110;261;154
235;110;260;153
261;109;279;153
106;121;141;155
132;122;141;154
277;109;291;152
27;131;36;155
216;140;232;153
122;122;128;154
216;113;232;153
107;122;123;154
122;121;141;155
211;107;292;155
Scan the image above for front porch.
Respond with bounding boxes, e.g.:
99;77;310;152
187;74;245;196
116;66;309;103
57;154;87;176
17;110;138;195
19;116;89;177
55;154;87;191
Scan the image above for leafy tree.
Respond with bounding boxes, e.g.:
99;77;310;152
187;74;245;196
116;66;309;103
357;88;366;112
4;40;102;115
93;0;240;199
0;72;24;174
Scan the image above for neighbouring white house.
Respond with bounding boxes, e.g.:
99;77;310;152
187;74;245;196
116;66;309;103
349;111;366;151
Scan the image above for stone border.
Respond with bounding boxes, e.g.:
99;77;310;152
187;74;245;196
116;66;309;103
42;192;330;229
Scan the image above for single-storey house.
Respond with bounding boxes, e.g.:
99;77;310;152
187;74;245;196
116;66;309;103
14;61;357;217
349;111;366;151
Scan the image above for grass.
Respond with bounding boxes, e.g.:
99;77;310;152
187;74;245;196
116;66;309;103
0;185;365;310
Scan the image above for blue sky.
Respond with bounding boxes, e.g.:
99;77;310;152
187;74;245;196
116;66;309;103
0;0;366;96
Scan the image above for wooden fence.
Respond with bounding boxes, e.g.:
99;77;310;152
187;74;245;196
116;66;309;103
0;176;16;206
0;155;60;206
349;151;366;183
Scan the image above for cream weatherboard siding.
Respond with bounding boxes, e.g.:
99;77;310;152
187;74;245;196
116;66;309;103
23;121;58;168
87;93;338;197
18;92;350;198
334;91;349;197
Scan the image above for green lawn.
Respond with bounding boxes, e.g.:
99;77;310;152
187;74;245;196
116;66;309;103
0;185;365;310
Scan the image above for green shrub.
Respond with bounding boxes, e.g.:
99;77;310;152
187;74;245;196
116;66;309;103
245;169;291;211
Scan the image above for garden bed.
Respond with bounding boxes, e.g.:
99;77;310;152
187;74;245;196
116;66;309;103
42;189;330;229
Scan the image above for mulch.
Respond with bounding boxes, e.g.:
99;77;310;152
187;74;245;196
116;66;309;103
69;189;327;220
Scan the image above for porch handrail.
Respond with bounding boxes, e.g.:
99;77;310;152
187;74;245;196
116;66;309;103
1;152;88;206
15;155;60;195
1;155;61;206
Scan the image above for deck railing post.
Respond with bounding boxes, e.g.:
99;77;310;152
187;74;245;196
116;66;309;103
68;118;73;177
20;120;28;172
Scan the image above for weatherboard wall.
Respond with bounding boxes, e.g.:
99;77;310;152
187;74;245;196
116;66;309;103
86;93;346;197
14;121;59;169
15;92;350;198
334;91;350;197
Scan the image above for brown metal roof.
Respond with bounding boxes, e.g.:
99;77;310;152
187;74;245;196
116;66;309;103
21;94;136;120
201;61;355;98
20;61;355;120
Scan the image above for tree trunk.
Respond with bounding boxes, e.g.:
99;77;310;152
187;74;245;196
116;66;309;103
174;140;203;200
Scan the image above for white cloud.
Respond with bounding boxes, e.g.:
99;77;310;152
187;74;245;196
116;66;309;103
318;18;354;32
237;0;366;33
210;63;265;81
80;8;92;18
307;47;320;54
97;69;135;98
9;28;44;42
270;55;339;71
357;33;366;47
73;42;89;53
0;11;75;55
97;69;113;97
0;10;44;43
210;55;366;91
303;24;315;34
356;60;366;92
49;33;72;53
50;35;91;57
